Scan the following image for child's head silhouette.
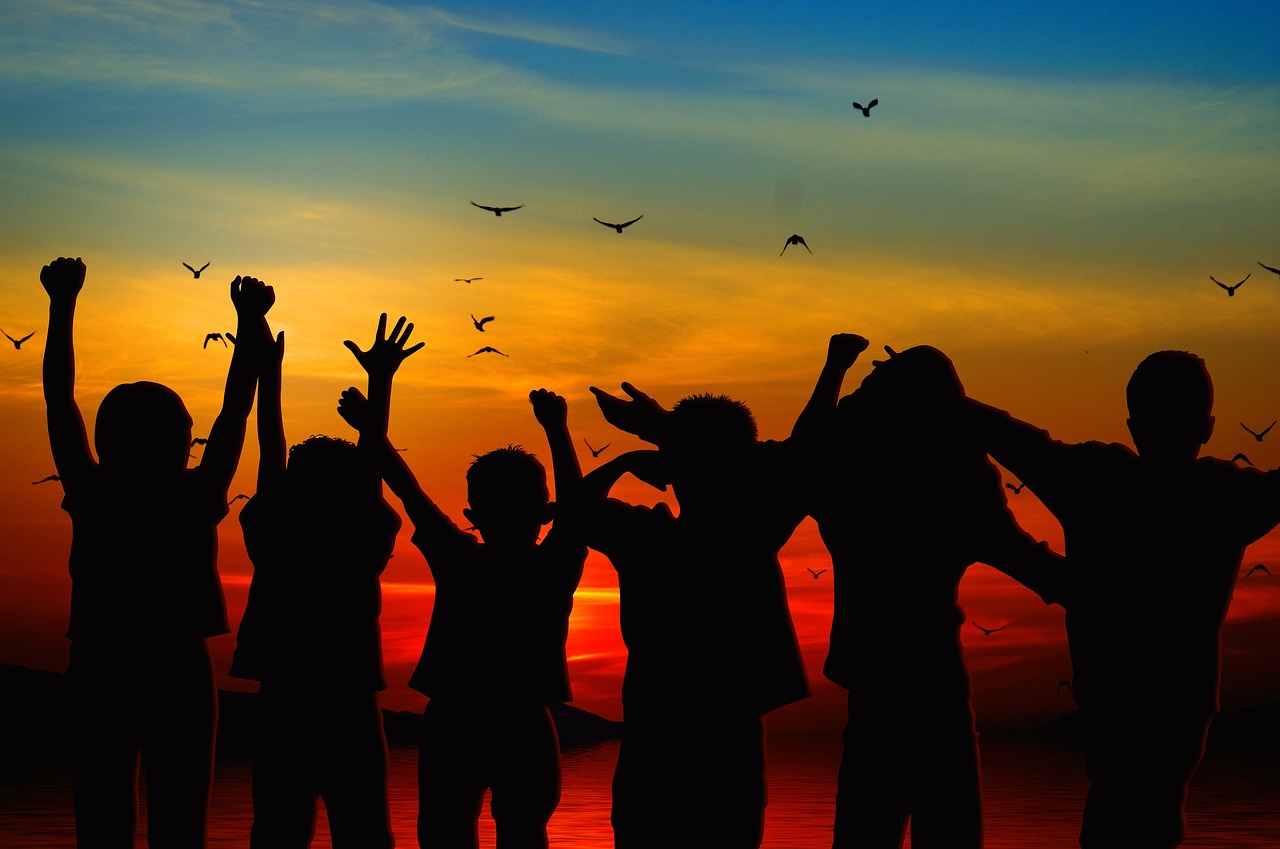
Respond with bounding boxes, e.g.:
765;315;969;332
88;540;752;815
95;381;192;474
1126;350;1214;464
663;393;758;507
285;435;376;511
464;445;550;547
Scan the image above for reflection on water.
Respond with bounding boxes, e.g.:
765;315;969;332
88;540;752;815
2;733;1277;848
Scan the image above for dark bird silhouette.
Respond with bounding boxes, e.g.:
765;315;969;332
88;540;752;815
584;439;611;458
1057;680;1073;693
1212;274;1249;296
1257;261;1280;278
594;215;644;233
468;346;509;358
780;234;812;256
204;333;227;349
455;277;483;284
183;262;210;278
1246;563;1272;577
228;493;250;505
1005;482;1026;494
1241;421;1275;442
190;437;208;447
471;314;495;332
972;622;1006;636
32;474;61;485
1232;453;1255;466
852;98;878;117
807;568;827;579
2;329;35;349
471;202;523;216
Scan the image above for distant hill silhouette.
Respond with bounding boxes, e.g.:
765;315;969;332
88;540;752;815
0;664;621;766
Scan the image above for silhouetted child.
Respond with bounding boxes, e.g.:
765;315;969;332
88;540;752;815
338;320;586;849
582;385;810;849
40;257;272;847
792;335;1066;849
230;315;408;847
966;350;1280;849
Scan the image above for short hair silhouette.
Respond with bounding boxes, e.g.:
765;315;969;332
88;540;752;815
284;434;366;494
94;380;192;470
466;445;549;511
668;392;758;447
1126;350;1213;422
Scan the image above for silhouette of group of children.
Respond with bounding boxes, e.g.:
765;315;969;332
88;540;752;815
40;255;1280;849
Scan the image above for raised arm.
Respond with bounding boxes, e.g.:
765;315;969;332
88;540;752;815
964;398;1063;492
530;389;582;509
255;330;287;496
40;257;94;485
792;333;868;441
337;387;445;533
201;276;275;493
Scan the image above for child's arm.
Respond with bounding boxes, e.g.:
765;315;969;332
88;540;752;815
580;450;667;504
201;276;275;495
964;398;1064;494
791;333;869;441
40;257;94;485
588;382;670;445
530;389;582;510
254;330;286;496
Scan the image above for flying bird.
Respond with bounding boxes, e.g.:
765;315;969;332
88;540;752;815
1257;261;1280;278
32;474;61;485
852;98;878;117
1005;482;1026;494
584;439;611;458
455;277;483;284
1232;453;1255;466
1212;273;1249;296
1057;680;1073;693
471;202;523;216
1241;421;1275;442
204;333;227;349
183;262;210;278
471;314;495;332
972;622;1006;636
190;437;208;447
807;568;827;579
228;494;250;506
780;234;812;256
2;330;35;349
593;214;644;233
1246;563;1272;577
468;346;509;358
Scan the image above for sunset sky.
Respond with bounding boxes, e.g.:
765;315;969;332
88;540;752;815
1;0;1279;733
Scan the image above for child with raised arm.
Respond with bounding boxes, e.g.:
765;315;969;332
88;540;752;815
229;314;411;848
40;256;272;848
338;320;586;849
791;334;1066;849
581;386;810;849
965;350;1280;849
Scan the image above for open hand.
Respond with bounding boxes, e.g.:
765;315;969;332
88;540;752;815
344;313;424;379
589;382;668;439
40;257;86;302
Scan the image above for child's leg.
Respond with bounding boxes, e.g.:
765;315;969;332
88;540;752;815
489;703;560;849
249;685;320;849
320;693;394;849
140;640;217;849
69;644;142;848
418;698;487;849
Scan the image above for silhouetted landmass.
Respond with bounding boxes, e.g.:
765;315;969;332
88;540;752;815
0;665;621;766
1034;705;1280;756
